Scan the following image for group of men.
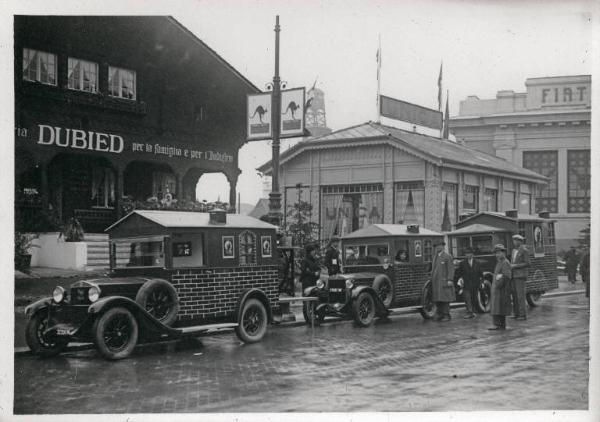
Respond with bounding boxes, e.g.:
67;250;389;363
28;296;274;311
430;234;531;330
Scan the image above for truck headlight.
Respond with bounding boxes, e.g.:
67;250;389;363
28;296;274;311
345;279;354;289
88;285;101;303
52;286;65;303
316;279;325;289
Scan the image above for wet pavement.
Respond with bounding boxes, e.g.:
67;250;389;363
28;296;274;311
14;292;589;413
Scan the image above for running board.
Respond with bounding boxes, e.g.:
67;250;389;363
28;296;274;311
177;322;238;337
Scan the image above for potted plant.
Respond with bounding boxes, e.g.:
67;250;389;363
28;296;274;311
59;217;85;242
15;232;39;270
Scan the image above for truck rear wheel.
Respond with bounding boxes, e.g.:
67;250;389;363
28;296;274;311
135;279;179;326
235;298;268;343
475;281;492;313
526;292;542;307
93;307;138;360
419;282;437;320
373;275;394;308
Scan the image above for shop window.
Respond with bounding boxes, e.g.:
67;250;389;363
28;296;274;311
68;57;98;93
239;231;256;265
108;66;136;100
483;188;498;212
463;185;479;212
113;237;164;268
423;239;433;262
523;151;558;213
454;236;471;257
567;150;590;213
547;222;556;246
91;167;115;208
393;239;410;263
533;225;544;256
441;183;458;230
172;234;204;268
472;235;493;255
22;48;56;85
152;171;176;200
395;181;425;226
321;184;383;238
518;192;531;214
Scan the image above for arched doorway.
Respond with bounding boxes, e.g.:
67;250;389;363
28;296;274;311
196;172;231;205
124;161;177;202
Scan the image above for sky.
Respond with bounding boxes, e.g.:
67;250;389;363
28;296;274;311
169;0;594;207
2;0;595;207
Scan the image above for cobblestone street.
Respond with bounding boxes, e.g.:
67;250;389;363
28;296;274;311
14;292;589;413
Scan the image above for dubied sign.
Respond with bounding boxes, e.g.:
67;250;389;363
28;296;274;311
247;93;272;140
280;87;305;138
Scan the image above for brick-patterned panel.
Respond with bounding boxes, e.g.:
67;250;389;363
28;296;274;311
171;265;279;325
526;245;559;293
393;264;430;304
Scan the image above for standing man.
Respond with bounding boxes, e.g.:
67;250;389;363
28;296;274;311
457;247;483;319
580;246;590;299
300;243;322;292
324;237;341;276
564;246;580;284
489;244;512;331
510;234;530;320
431;240;455;322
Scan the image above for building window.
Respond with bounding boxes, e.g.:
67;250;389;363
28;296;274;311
239;231;256;265
321;184;383;239
547;222;556;245
483;188;498;212
567;150;590;213
22;48;56;85
152;171;176;200
519;192;532;214
395;181;425;226
522;151;558;213
463;185;479;212
68;58;98;93
441;183;458;231
423;239;433;263
91;167;115;208
502;190;516;211
108;66;136;100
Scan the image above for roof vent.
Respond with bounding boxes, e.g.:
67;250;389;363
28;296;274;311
505;209;518;218
538;211;550;219
209;208;227;225
407;224;420;234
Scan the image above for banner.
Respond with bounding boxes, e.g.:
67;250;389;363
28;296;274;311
280;87;305;138
380;95;443;130
247;93;272;140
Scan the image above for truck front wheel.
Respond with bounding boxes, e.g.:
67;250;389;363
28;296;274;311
93;307;139;360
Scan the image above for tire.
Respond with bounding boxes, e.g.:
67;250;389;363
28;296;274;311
419;282;437;320
302;302;325;326
352;292;376;327
135;279;180;326
93;307;139;360
25;309;69;357
373;275;394;309
235;298;268;343
526;292;542;307
475;281;492;313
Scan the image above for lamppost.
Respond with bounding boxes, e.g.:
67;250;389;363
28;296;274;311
268;15;283;225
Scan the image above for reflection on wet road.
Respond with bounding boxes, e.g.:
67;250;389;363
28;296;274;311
14;294;589;413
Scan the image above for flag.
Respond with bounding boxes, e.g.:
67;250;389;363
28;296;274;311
437;62;443;111
442;90;450;139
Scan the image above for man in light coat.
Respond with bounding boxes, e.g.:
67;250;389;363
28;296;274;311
510;234;530;320
489;244;512;330
431;240;455;322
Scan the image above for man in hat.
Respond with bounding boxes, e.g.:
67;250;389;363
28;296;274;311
300;243;322;292
489;244;512;330
564;245;580;284
510;234;530;320
431;240;455;321
457;246;483;319
324;237;342;276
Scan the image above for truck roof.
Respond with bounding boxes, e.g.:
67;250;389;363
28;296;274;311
342;224;443;239
447;223;510;236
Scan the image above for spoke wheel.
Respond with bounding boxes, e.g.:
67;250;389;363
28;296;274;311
93;307;138;360
302;301;325;326
419;282;437;320
373;276;394;309
352;292;375;327
475;281;491;313
25;310;68;357
135;279;180;326
235;298;268;343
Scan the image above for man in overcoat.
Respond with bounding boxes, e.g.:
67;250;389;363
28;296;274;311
564;246;580;284
510;234;530;320
431;240;455;321
324;237;341;276
489;244;512;330
300;243;322;292
580;246;590;299
457;246;483;319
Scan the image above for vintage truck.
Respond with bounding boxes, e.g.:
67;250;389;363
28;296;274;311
25;209;281;360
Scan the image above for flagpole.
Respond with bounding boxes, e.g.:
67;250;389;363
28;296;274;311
438;61;443;138
376;34;381;123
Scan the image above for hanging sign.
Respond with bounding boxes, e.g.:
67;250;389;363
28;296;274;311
380;95;443;130
247;93;272;140
280;87;305;138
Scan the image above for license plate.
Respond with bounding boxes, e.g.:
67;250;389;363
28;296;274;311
330;288;343;292
57;328;71;336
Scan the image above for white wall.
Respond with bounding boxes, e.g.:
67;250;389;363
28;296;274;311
30;233;87;270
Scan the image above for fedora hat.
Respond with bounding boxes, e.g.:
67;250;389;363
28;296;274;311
512;234;525;241
493;244;507;252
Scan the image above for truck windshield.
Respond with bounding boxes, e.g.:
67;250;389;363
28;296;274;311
344;243;389;265
112;237;165;268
